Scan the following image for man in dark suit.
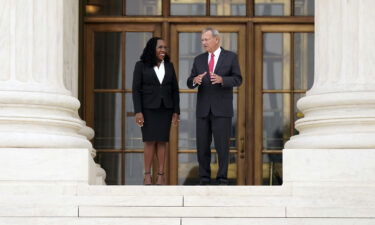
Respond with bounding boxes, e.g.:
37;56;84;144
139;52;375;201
187;28;242;185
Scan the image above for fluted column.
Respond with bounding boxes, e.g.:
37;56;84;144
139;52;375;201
286;0;375;149
0;0;106;184
0;0;92;150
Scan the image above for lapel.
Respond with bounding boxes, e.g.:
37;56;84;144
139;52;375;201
161;62;169;85
214;47;225;74
202;52;209;71
148;65;159;84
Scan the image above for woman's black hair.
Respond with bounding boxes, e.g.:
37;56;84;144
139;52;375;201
140;37;170;66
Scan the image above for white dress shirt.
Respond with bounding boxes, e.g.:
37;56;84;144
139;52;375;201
154;61;165;84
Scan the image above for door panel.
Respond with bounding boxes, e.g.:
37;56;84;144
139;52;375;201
84;24;161;185
94;92;122;150
93;32;122;89
254;24;314;185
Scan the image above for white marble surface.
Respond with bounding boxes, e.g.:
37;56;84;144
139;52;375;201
284;149;375;183
0;184;78;195
77;185;289;196
287;207;375;218
0;195;183;207
0;0;68;93
80;196;183;207
0;1;10;82
285;0;375;149
312;0;375;94
2;218;375;225
184;196;290;207
0;183;374;223
0;205;77;217
0;148;93;183
184;195;375;208
79;206;285;218
63;0;79;97
283;3;375;217
0;187;372;209
0;0;104;184
183;218;375;225
0;0;92;150
0;218;181;225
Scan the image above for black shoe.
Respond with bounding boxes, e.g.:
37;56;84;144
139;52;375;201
156;172;164;185
216;178;229;185
143;172;152;185
199;178;211;185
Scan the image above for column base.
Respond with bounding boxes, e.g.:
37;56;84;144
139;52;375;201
0;148;105;185
284;148;375;185
286;92;375;149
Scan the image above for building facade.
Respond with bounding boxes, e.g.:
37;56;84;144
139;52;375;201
2;0;375;224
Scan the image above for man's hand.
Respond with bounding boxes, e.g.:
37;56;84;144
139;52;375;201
210;72;223;84
193;72;207;85
135;112;144;127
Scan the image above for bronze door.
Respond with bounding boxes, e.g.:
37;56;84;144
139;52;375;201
84;24;161;184
254;24;314;185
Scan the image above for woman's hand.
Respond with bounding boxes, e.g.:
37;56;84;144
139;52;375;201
135;112;144;127
172;113;180;126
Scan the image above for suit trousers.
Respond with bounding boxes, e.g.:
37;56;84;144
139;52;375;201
196;111;232;180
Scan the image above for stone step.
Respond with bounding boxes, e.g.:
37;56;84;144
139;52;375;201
78;206;375;218
79;206;285;218
1;184;375;222
1;217;375;225
0;218;180;225
2;183;375;198
1;194;374;208
0;195;183;207
287;207;375;218
0;183;78;196
183;195;375;207
3;203;375;219
0;184;289;196
4;182;375;201
183;218;375;225
77;185;290;197
0;205;78;217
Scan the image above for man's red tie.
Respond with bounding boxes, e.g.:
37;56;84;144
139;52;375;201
208;53;215;78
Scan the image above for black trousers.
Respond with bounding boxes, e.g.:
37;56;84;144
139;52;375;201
196;112;232;180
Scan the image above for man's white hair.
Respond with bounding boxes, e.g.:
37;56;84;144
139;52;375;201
202;27;220;38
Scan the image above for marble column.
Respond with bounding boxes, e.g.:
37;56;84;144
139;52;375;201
0;0;105;184
284;0;375;185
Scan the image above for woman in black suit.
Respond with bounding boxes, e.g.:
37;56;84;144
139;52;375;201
132;37;180;185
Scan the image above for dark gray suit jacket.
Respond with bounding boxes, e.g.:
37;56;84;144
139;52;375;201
132;61;180;114
187;48;242;117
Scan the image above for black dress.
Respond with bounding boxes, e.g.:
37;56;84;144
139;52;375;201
132;61;180;142
141;101;173;141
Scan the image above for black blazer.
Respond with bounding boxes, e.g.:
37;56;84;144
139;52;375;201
187;48;242;117
132;61;180;114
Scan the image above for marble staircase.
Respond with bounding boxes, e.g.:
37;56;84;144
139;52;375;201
1;184;375;225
